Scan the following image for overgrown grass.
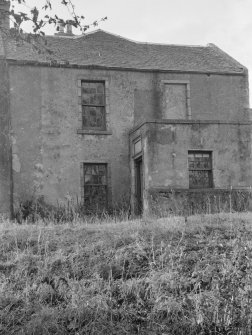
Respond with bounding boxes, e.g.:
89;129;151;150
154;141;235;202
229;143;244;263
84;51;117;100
1;213;252;334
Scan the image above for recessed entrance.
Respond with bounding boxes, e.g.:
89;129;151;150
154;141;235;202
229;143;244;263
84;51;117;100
135;156;143;215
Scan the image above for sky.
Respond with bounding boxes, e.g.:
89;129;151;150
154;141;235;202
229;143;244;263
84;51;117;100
14;0;252;104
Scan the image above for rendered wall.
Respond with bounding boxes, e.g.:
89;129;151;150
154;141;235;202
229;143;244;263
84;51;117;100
130;121;252;214
134;72;250;123
9;66;135;207
145;122;252;189
0;59;11;215
8;64;250;210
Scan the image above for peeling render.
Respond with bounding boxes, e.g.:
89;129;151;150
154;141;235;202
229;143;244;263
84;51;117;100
0;60;251;216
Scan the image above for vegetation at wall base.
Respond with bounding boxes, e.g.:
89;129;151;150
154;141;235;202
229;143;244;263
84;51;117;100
150;189;252;217
0;213;252;334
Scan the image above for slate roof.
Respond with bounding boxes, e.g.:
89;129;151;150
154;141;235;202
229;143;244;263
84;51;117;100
1;29;245;73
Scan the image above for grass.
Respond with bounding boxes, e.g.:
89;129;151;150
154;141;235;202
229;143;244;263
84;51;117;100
0;213;252;334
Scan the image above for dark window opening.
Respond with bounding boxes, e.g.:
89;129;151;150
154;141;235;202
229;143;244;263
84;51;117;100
83;163;108;213
188;151;213;188
135;156;143;215
81;81;106;130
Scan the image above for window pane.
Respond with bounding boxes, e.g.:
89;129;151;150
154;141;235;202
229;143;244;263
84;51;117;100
100;175;107;185
98;165;106;174
81;82;105;106
81;81;106;129
189;170;211;188
84;185;107;213
84;175;92;184
81;91;90;104
188;151;212;188
188;152;211;170
83;163;108;213
82;106;106;130
97;83;105;93
84;164;107;185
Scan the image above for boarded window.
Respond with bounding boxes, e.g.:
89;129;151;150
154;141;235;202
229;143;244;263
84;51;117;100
163;84;187;119
81;81;106;130
83;163;108;213
188;151;213;188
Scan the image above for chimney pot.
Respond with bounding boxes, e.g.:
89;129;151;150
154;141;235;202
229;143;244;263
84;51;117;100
66;24;73;35
58;22;64;33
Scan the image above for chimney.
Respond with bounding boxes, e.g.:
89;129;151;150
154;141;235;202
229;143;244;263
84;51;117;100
0;0;10;32
66;23;73;35
55;22;65;35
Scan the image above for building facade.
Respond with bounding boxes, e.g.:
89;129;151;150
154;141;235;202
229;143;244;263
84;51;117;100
0;18;251;216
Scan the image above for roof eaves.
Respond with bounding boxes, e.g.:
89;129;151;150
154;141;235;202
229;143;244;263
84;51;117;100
6;59;245;75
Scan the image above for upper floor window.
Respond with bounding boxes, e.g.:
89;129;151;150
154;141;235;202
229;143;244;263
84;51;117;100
188;151;213;188
81;81;106;130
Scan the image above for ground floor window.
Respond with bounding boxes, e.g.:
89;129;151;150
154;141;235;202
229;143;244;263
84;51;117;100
83;163;108;213
188;151;213;188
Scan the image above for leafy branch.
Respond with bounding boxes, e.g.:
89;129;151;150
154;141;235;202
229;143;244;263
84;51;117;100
8;0;107;34
0;0;107;57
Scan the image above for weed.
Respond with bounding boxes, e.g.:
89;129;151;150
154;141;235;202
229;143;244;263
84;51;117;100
0;213;252;334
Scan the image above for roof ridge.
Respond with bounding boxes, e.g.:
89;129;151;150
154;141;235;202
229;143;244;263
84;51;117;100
46;29;208;48
82;29;208;48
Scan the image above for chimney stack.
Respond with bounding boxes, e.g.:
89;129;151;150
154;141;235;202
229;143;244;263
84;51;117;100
0;0;10;32
66;23;73;35
54;22;65;35
55;22;74;36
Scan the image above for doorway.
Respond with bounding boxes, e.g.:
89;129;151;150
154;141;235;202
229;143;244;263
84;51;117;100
135;156;143;215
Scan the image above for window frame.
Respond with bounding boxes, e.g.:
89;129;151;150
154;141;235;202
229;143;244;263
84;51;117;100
81;80;106;131
188;150;213;189
81;162;109;213
77;78;112;135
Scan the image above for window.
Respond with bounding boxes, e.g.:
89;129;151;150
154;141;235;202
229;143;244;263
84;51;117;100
134;138;142;156
188;151;213;188
81;81;106;130
83;163;108;213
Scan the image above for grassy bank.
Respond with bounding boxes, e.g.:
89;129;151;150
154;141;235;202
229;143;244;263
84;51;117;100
0;213;252;334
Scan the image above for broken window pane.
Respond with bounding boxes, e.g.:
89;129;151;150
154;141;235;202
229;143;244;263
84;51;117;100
84;185;107;213
83;163;108;213
82;106;106;130
81;81;106;130
188;151;212;188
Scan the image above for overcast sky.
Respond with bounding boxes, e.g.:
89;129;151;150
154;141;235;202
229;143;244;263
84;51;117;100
18;0;252;104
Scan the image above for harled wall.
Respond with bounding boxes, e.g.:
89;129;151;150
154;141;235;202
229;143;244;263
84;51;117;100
6;64;251;211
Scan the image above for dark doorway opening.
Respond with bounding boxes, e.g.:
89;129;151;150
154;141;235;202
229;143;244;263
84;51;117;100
135;156;143;215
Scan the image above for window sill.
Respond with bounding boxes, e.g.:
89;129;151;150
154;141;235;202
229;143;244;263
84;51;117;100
77;129;112;135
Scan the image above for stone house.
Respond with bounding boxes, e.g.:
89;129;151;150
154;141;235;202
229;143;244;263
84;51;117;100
0;8;251;216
